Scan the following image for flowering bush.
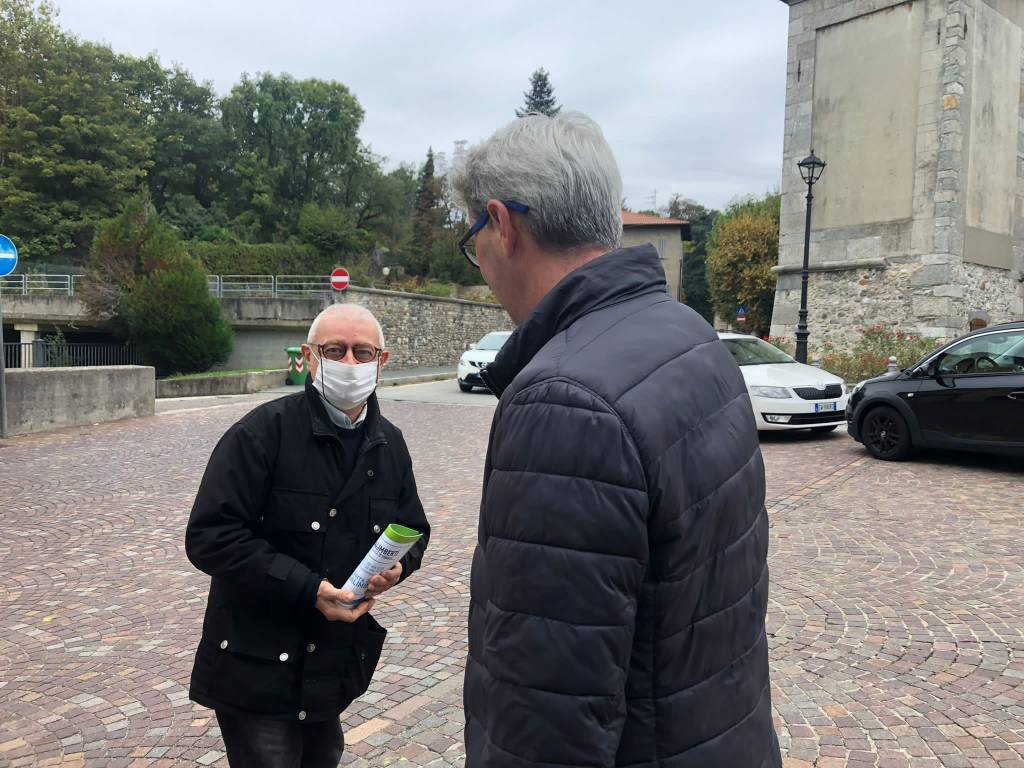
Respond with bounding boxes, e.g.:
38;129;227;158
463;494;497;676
815;325;937;383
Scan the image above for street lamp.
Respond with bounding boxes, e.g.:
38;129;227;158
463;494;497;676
794;150;826;364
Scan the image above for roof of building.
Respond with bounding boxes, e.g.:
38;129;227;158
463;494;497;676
621;212;689;227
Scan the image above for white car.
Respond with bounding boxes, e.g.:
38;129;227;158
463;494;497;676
457;331;512;392
718;332;849;432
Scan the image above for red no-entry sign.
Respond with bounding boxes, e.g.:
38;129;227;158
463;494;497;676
330;267;350;292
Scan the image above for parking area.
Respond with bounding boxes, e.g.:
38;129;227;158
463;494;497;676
0;383;1021;767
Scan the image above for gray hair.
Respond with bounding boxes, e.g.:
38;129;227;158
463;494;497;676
307;304;385;348
451;111;623;252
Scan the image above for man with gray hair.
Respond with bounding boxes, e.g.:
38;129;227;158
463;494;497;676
185;303;430;768
452;113;781;767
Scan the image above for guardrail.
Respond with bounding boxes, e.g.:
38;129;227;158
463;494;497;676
3;274;335;299
2;341;142;369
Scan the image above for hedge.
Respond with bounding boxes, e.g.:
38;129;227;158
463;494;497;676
187;241;328;275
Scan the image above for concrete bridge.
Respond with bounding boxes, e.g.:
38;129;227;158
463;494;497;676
1;287;511;371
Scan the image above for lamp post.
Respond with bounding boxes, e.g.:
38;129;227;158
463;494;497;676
794;150;826;364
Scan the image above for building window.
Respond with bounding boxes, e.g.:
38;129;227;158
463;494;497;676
657;238;668;259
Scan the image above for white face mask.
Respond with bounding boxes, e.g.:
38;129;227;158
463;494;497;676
312;355;379;412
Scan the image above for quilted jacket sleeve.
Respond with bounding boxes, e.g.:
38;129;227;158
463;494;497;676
474;378;649;766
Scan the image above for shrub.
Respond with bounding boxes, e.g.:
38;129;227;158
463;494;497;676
124;252;233;376
815;325;937;383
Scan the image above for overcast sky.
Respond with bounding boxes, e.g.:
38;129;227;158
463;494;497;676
52;0;790;212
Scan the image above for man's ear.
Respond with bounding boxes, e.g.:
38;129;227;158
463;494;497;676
486;199;519;257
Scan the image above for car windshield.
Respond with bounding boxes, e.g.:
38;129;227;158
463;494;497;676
476;332;511;351
721;337;796;366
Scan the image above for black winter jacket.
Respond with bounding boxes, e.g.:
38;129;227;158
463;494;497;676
186;382;429;722
465;244;781;767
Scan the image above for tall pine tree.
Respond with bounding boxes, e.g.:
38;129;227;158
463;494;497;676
516;68;561;118
408;148;441;276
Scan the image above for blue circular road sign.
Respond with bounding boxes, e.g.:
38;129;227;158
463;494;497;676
0;235;17;277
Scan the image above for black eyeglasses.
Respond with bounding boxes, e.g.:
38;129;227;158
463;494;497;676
317;343;383;364
458;200;530;268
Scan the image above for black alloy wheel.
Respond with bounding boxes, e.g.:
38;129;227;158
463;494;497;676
862;405;912;461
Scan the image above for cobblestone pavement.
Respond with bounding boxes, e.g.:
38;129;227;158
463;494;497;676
1;397;1022;767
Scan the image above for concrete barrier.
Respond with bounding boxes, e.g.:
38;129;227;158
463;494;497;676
4;366;155;436
156;369;286;399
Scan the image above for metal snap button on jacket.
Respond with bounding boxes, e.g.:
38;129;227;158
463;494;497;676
310;521;320;531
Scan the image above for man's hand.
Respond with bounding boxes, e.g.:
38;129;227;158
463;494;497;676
315;580;374;622
365;562;402;598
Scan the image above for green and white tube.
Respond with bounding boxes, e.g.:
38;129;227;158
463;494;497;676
340;524;423;607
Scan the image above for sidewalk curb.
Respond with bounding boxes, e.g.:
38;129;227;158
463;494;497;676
380;373;455;387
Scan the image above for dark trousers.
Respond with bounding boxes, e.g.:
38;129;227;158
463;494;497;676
215;710;344;768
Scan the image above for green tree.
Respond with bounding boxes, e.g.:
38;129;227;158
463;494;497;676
220;73;365;240
408;148;441;276
666;195;718;323
0;0;153;261
124;251;233;376
297;202;369;263
705;192;780;337
115;56;228;224
80;193;231;374
516;68;561;118
80;192;186;335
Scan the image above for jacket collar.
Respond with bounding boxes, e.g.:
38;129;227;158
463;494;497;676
304;376;387;448
481;243;667;397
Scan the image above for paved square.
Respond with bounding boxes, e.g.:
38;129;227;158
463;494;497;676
1;390;1021;767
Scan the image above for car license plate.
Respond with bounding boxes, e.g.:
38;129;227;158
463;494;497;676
815;402;837;413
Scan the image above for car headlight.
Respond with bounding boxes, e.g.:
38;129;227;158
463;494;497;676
750;385;791;399
851;381;865;395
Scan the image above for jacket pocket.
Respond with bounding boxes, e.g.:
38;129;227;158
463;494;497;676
344;614;387;702
262;489;331;572
208;609;301;715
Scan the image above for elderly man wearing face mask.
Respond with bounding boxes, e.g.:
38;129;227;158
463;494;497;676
185;303;430;768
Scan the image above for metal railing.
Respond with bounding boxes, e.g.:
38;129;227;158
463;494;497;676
2;274;338;299
0;274;86;296
208;274;332;298
3;341;142;369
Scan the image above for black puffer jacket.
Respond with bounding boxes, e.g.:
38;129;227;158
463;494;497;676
465;245;781;767
186;383;429;722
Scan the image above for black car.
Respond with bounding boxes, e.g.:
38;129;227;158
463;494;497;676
848;322;1024;460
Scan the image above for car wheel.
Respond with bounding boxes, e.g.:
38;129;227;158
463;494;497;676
812;425;838;434
861;405;912;461
458;381;474;392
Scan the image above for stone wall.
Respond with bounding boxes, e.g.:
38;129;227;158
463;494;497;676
4;366;155;436
218;287;513;371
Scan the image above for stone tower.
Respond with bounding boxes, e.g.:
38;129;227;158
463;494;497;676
771;0;1024;348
